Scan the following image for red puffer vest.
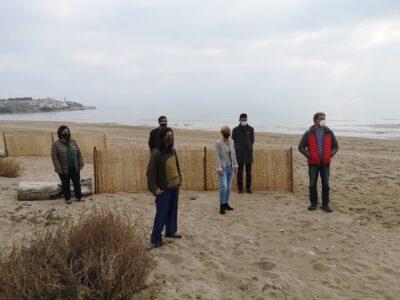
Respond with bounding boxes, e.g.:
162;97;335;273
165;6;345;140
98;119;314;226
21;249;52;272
307;130;332;165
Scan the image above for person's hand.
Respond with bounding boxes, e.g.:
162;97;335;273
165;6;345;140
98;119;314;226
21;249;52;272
234;167;238;174
217;170;224;177
156;188;164;196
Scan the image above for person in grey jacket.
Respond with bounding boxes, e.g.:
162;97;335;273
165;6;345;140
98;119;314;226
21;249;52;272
51;125;84;204
215;126;239;215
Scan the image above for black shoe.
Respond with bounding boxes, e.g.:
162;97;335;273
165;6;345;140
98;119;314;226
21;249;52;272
322;206;333;213
238;190;244;194
225;203;234;211
147;241;164;251
308;205;317;211
246;189;253;194
220;204;226;214
165;233;182;238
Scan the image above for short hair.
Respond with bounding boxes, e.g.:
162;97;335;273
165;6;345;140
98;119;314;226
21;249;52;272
239;113;247;120
220;126;230;134
313;112;326;122
57;125;70;139
158;116;167;122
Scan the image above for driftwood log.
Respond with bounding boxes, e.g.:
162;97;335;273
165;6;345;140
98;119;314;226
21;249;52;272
17;178;93;201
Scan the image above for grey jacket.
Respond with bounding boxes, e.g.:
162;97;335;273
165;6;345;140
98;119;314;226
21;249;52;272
215;139;239;172
51;139;84;174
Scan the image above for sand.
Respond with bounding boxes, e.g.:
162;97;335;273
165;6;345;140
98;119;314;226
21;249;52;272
1;120;400;299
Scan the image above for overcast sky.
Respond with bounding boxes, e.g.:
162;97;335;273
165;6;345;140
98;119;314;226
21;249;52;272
1;0;400;119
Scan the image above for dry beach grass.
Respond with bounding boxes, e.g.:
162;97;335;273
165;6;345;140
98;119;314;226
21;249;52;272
0;120;400;299
0;157;23;177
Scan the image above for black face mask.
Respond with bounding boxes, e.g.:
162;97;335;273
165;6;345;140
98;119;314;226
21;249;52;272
163;136;173;147
62;132;70;140
223;133;230;139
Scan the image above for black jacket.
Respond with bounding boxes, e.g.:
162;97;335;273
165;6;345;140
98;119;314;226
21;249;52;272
148;127;162;151
232;124;255;164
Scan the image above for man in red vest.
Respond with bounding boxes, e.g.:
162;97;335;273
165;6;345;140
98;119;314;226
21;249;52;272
298;112;339;212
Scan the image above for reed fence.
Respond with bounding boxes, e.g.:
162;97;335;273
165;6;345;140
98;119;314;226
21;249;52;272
94;147;294;194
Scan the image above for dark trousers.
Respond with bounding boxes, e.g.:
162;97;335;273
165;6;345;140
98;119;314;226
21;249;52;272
309;164;330;207
150;188;179;245
237;163;252;191
58;171;82;201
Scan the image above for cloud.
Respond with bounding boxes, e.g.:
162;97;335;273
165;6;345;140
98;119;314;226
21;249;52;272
0;0;399;118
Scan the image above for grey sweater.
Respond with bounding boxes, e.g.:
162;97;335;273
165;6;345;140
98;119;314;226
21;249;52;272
215;139;239;172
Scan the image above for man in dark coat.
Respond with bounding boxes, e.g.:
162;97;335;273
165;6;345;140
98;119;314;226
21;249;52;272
232;113;255;194
148;116;168;151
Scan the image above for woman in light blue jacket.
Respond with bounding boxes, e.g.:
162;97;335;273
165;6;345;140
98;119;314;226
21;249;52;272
215;126;239;214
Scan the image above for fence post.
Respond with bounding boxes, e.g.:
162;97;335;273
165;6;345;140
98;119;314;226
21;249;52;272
93;146;98;194
50;132;54;143
3;133;8;157
289;147;294;193
103;133;107;149
203;147;207;191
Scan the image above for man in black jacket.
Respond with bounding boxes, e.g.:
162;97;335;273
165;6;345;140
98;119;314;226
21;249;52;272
148;116;168;151
232;113;255;194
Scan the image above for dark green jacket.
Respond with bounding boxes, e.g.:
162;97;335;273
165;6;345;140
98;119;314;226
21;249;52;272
146;149;182;195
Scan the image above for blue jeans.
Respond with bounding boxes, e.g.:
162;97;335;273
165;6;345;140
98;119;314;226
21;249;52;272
150;188;179;245
219;167;233;204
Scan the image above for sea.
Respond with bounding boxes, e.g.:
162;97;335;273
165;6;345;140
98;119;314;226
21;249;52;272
1;104;400;140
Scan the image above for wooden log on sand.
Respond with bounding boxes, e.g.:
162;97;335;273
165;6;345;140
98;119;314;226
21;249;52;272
17;178;93;201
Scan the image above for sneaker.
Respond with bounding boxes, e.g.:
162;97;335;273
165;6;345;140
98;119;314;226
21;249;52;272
246;189;253;194
308;205;317;211
225;203;234;211
65;199;72;205
238;190;244;194
76;198;85;202
322;206;333;213
147;241;165;251
165;233;182;238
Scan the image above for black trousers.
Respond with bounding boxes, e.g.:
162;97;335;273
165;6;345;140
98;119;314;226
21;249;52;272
237;163;252;191
309;164;330;207
58;171;82;200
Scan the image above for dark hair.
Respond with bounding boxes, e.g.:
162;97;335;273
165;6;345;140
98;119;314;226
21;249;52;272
158;116;167;122
157;127;174;152
239;113;247;120
313;112;326;123
57;125;70;139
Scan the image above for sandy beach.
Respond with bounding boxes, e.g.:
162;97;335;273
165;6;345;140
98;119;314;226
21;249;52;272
1;120;400;299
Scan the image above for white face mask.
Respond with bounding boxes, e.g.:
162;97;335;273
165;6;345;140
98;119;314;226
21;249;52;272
319;120;326;127
240;121;247;126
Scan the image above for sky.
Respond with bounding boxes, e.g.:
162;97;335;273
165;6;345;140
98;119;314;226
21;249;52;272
1;0;400;120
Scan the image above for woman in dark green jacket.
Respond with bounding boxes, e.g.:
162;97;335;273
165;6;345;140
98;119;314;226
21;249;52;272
146;127;182;250
51;125;84;204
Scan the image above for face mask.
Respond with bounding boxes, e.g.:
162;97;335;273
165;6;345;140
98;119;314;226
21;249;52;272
319;120;326;127
62;132;70;140
240;121;247;126
159;122;167;127
223;133;230;139
163;136;173;147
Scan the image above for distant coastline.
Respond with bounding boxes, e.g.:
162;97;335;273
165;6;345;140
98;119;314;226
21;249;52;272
0;97;96;114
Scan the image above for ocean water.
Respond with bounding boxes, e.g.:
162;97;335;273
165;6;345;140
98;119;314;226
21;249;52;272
1;105;400;140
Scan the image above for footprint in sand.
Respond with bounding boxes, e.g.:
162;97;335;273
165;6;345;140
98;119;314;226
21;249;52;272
160;253;184;265
254;260;276;271
312;262;331;272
